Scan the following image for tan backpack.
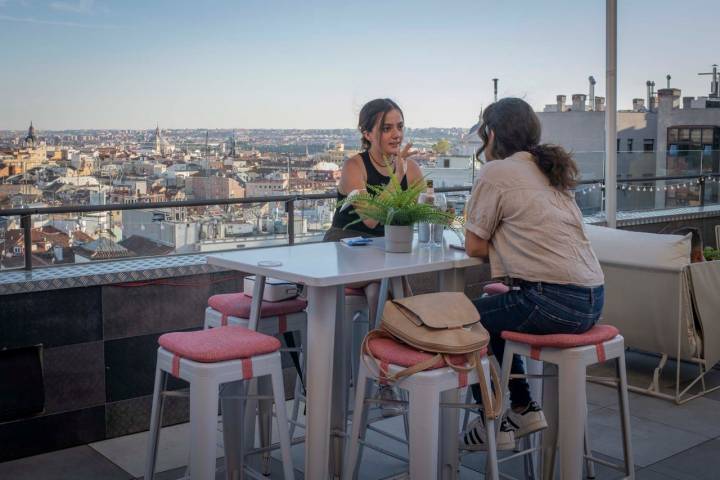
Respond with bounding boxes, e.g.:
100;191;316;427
362;291;502;419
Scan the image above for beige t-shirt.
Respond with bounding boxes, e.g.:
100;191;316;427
465;151;604;287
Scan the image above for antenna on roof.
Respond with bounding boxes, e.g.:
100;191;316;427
698;64;719;98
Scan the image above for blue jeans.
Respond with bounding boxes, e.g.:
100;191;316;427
472;281;604;408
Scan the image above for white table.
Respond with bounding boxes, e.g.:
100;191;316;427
207;234;481;479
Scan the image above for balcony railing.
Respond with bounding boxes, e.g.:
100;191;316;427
0;186;471;271
1;174;719;272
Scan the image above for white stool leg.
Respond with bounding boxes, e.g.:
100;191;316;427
584;418;596;479
482;356;500;480
461;387;473;431
557;359;587;480
541;362;559;480
343;359;371;480
221;383;246;480
189;376;220;480
288;326;306;440
257;375;274;475
289;355;304;439
616;352;635;478
407;386;441;480
270;364;296;480
350;309;368;387
144;366;166;480
525;357;543;480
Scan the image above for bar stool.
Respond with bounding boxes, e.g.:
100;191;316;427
144;325;295;480
500;324;634;480
204;292;308;437
344;335;500;480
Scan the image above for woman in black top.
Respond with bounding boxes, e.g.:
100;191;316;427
324;98;423;241
324;101;422;415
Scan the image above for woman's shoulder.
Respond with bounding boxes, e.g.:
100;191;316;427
479;152;535;182
342;153;366;171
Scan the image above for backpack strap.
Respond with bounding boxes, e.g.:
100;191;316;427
361;329;443;383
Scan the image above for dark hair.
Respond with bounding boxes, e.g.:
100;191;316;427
358;98;403;151
477;98;579;191
672;226;704;251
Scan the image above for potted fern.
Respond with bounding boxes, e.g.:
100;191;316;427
341;166;454;253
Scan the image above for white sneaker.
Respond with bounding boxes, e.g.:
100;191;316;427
505;400;548;438
459;415;516;451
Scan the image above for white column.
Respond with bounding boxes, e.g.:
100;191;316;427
605;0;618;228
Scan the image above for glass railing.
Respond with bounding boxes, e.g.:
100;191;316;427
2;149;720;271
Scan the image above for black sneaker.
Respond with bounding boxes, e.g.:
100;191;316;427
459;414;516;451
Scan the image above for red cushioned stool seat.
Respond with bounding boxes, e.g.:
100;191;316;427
366;336;486;370
159;325;281;363
345;287;365;296
501;324;619;349
207;292;307;318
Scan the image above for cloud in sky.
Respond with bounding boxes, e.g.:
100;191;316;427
0;12;122;29
49;0;94;14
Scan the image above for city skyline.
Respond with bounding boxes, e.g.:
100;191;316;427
1;0;717;130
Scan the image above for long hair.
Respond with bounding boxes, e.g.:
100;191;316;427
477;98;579;191
358;98;403;151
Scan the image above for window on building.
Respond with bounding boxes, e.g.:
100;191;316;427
627;139;633;152
443;158;450;168
702;128;714;145
616;139;620;152
691;129;702;148
643;139;654;152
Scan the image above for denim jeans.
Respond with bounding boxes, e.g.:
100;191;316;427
472;281;604;408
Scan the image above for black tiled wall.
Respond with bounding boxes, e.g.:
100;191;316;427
0;272;242;462
0;287;102;349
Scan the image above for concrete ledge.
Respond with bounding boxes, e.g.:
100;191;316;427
0;254;222;295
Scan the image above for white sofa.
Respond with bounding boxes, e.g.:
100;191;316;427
585;225;720;403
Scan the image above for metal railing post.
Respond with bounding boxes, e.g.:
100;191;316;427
286;199;295;245
21;214;32;271
699;176;706;207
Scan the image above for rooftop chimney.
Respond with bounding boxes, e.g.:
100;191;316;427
588;76;596;111
556;95;567;112
646;81;656;112
658;88;682;113
571;94;587;112
666;74;671;88
594;96;605;112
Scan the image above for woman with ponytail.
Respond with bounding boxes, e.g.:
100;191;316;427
460;98;605;451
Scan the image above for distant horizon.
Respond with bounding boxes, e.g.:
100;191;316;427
1;125;470;133
2;0;716;130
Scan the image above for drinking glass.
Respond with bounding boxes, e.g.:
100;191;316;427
430;193;447;247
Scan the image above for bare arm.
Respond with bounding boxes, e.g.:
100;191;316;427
465;229;490;258
405;158;424;187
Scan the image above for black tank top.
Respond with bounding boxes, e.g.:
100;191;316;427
330;150;409;236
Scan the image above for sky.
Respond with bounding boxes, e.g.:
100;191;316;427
0;0;717;130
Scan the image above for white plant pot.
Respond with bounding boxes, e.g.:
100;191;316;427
384;225;413;253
